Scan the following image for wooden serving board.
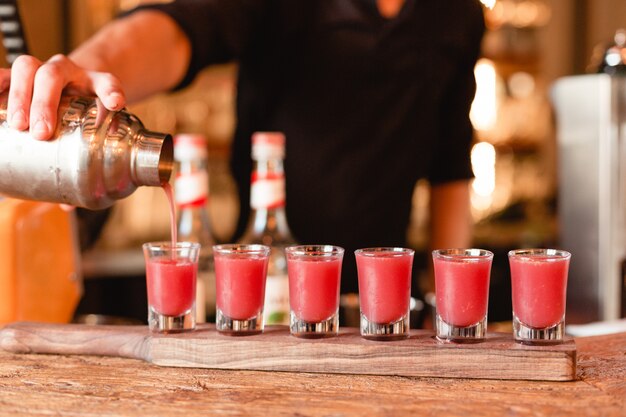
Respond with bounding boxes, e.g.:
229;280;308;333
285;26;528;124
0;322;576;381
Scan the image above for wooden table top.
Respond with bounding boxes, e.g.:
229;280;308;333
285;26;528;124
0;330;624;416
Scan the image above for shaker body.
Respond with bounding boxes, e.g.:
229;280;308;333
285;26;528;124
0;96;172;209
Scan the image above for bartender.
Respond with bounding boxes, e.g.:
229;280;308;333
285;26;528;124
0;0;484;296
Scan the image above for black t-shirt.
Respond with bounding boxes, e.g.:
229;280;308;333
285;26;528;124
133;0;485;293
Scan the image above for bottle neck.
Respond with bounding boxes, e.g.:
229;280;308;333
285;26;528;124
176;160;213;245
177;201;212;233
245;157;293;242
175;159;209;209
174;154;213;245
249;207;290;236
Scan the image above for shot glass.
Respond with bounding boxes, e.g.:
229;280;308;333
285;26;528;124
355;247;414;340
213;244;270;335
508;249;571;344
143;242;200;333
432;249;493;342
285;245;344;338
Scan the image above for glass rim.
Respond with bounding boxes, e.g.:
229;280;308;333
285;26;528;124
213;243;270;256
508;248;571;260
432;248;493;261
285;245;344;257
142;241;201;251
354;247;414;257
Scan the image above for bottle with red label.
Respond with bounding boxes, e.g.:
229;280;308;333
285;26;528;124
174;133;216;323
239;132;295;325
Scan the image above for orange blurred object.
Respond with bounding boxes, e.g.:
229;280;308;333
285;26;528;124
0;198;82;324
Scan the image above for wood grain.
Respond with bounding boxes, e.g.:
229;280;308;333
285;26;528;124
0;321;150;359
0;322;576;381
0;331;623;417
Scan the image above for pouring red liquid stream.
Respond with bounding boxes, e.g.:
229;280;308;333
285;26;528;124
144;183;197;319
162;182;177;248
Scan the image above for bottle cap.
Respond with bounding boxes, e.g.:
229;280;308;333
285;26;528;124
174;133;208;162
251;132;285;160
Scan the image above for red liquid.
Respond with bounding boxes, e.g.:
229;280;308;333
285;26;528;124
356;252;413;324
215;254;268;320
162;182;177;247
434;257;491;327
510;255;569;328
146;257;197;316
288;257;342;322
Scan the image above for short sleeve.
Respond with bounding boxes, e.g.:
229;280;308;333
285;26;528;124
427;2;485;185
125;0;266;89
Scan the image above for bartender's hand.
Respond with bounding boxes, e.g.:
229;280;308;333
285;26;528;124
0;9;190;141
0;54;126;140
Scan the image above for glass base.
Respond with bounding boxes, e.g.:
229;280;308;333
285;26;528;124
436;314;486;343
290;310;338;338
216;307;263;335
360;311;409;340
513;315;564;344
148;305;195;333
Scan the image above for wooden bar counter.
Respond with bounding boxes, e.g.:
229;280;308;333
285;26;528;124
0;326;624;416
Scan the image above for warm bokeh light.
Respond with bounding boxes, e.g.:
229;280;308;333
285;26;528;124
471;142;496;195
470;59;498;132
480;0;497;10
469;141;516;221
484;1;551;29
508;71;535;99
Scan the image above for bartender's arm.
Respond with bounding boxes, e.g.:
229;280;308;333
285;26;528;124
421;0;481;295
1;10;189;140
427;179;473;292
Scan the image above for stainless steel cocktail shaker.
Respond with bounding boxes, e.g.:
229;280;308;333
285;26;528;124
0;95;173;209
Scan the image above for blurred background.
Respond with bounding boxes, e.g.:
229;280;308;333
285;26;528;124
2;0;625;328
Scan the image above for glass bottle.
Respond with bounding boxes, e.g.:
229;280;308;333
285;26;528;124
239;132;295;325
597;29;626;75
174;134;216;323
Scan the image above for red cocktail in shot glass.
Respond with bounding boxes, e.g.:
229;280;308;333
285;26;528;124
355;247;414;340
432;249;493;342
213;244;270;335
143;241;200;333
509;248;571;344
286;245;344;338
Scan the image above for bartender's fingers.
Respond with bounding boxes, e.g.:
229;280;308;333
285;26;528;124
29;54;79;140
87;71;126;111
62;69;126;111
7;55;42;131
59;204;75;212
47;56;126;111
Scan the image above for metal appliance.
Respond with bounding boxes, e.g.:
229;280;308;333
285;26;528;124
0;95;173;209
552;74;626;323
